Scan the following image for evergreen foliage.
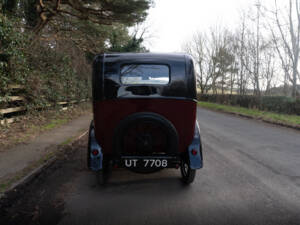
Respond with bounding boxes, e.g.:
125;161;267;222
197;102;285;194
1;0;18;14
0;0;151;112
0;14;30;92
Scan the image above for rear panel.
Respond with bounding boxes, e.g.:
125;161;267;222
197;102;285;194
93;99;197;154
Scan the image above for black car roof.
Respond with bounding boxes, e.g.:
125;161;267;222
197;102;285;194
100;52;192;62
92;52;197;101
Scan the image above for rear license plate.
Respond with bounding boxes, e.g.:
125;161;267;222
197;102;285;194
123;159;168;168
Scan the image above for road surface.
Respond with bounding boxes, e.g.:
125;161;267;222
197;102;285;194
1;107;300;225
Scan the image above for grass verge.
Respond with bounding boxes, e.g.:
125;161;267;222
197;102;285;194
198;101;300;127
0;102;91;151
42;119;68;131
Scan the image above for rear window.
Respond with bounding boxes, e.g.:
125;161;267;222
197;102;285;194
120;64;170;85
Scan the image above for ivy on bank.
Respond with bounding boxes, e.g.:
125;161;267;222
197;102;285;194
0;14;90;110
0;14;30;92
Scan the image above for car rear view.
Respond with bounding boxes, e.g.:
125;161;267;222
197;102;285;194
88;53;203;184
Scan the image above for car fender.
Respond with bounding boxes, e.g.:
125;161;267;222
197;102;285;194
188;121;203;169
88;124;103;171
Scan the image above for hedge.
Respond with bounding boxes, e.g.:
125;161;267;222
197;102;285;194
197;94;300;115
0;15;91;111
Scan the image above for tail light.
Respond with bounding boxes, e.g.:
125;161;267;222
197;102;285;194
191;149;198;156
92;149;99;156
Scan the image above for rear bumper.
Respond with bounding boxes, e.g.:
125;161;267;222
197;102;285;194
88;120;203;171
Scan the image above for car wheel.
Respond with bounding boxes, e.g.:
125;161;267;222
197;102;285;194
96;159;112;185
87;120;94;169
180;157;196;184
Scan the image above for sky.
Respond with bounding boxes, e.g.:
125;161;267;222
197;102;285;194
144;0;255;52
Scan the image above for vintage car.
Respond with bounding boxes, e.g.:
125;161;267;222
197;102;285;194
88;53;203;184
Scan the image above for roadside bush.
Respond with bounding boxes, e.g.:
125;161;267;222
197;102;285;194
26;43;90;108
0;14;30;92
197;94;300;115
0;14;91;112
260;96;296;114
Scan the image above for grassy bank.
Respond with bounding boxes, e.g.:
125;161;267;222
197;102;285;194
198;101;300;127
0;102;91;151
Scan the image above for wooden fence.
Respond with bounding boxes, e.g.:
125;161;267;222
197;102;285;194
0;85;88;125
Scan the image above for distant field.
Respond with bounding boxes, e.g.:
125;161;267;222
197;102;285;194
197;89;239;95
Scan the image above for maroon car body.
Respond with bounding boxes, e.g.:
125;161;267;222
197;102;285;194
88;53;203;184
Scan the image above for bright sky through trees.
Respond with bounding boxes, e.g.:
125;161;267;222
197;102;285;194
145;0;255;52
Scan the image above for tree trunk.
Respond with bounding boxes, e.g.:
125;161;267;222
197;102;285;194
292;67;298;97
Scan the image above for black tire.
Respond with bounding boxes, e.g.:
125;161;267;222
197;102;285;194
87;120;94;169
97;159;112;185
180;157;196;184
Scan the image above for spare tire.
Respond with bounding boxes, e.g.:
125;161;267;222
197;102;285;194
114;112;179;173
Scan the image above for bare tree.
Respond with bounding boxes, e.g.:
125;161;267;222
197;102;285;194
268;23;292;95
261;43;276;95
254;0;262;96
235;10;248;95
182;31;216;94
241;1;262;96
209;27;231;94
184;28;238;95
268;0;300;97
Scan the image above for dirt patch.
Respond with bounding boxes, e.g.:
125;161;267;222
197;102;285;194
0;102;91;152
0;136;88;225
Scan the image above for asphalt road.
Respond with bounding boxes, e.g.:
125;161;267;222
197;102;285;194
2;107;300;225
